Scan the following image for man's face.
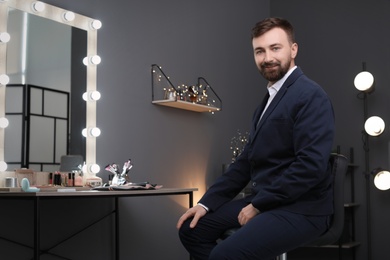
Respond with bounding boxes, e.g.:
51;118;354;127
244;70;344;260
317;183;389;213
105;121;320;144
252;27;298;84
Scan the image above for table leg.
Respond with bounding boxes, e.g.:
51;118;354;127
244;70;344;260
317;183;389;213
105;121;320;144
34;197;40;260
189;192;193;208
115;197;119;260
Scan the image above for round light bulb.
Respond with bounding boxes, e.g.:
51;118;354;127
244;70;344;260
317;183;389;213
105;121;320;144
32;1;45;12
90;164;100;174
91;20;102;30
354;71;374;92
0;32;11;43
90;127;101;137
364;116;385;136
0;161;7;172
90;91;101;101
63;11;75;22
0;74;10;85
0;117;9;128
82;128;87;137
90;55;101;65
83;91;101;101
83;57;88;66
374;170;390;190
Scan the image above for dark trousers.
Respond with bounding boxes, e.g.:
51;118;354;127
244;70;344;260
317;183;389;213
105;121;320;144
178;198;329;260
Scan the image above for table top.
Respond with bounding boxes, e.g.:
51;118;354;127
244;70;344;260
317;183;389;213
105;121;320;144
0;187;198;198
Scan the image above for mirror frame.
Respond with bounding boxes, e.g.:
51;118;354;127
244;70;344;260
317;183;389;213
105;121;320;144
0;0;100;173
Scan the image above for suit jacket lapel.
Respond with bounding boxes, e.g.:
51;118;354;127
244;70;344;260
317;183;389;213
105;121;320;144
252;67;303;141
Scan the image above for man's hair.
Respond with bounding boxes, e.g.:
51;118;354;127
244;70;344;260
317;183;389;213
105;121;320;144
251;17;295;44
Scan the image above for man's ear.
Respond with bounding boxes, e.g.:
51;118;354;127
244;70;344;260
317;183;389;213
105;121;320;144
291;43;298;59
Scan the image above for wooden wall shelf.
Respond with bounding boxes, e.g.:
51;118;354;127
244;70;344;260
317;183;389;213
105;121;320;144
151;64;222;113
152;100;220;113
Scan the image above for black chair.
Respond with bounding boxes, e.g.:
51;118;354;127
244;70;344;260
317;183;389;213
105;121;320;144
220;153;349;260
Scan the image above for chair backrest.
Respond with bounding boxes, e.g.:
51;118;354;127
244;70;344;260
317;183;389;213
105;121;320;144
305;153;348;246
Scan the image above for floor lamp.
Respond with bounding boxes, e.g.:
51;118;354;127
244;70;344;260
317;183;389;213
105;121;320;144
354;64;386;260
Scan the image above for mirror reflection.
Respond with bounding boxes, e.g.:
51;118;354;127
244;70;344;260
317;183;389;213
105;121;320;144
4;7;86;171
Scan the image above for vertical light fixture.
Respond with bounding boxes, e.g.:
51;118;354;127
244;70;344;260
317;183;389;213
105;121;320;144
354;62;387;260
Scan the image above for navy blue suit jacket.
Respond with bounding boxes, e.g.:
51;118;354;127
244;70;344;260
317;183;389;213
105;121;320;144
199;67;335;216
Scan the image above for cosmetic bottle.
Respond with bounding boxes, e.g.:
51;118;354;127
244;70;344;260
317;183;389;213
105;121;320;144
68;172;73;186
74;172;83;186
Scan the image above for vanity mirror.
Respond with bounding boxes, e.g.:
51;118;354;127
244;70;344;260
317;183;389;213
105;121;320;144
0;0;101;175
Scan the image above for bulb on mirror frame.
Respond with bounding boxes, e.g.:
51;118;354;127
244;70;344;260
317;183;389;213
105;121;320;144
90;55;101;65
89;164;100;174
0;74;10;85
0;117;9;128
364;116;385;136
354;71;374;92
82;127;101;137
90;127;101;137
63;11;75;22
83;91;101;101
374;170;390;191
0;161;7;172
83;55;101;65
0;32;10;43
91;20;102;30
32;1;45;12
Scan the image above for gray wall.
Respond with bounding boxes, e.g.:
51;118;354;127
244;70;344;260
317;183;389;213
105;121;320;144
2;0;390;259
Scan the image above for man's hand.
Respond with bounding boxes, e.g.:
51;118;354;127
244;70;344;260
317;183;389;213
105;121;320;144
238;203;260;226
176;204;207;229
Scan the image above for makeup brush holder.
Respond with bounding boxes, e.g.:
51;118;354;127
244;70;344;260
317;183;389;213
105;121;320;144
111;174;126;186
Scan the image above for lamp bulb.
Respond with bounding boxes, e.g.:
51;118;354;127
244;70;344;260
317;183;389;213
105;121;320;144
83;55;101;65
90;127;101;137
374;170;390;190
91;20;102;30
354;71;374;92
0;74;10;85
83;91;101;101
63;11;75;22
32;1;45;12
0;117;9;128
0;32;11;43
82;128;87;137
90;164;100;174
82;127;100;137
0;161;7;172
91;55;101;65
364;116;385;136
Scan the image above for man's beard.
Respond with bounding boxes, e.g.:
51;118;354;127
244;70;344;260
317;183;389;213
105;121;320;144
258;60;291;83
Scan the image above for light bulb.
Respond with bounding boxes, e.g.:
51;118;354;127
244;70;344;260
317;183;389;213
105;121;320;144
0;161;7;172
364;116;385;136
0;117;9;128
0;74;10;85
90;127;101;137
82;127;101;137
0;32;10;43
83;91;101;101
90;55;101;65
90;164;100;174
83;55;101;65
32;1;45;12
82;128;87;137
354;71;374;92
374;170;390;190
91;20;102;30
63;11;75;22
